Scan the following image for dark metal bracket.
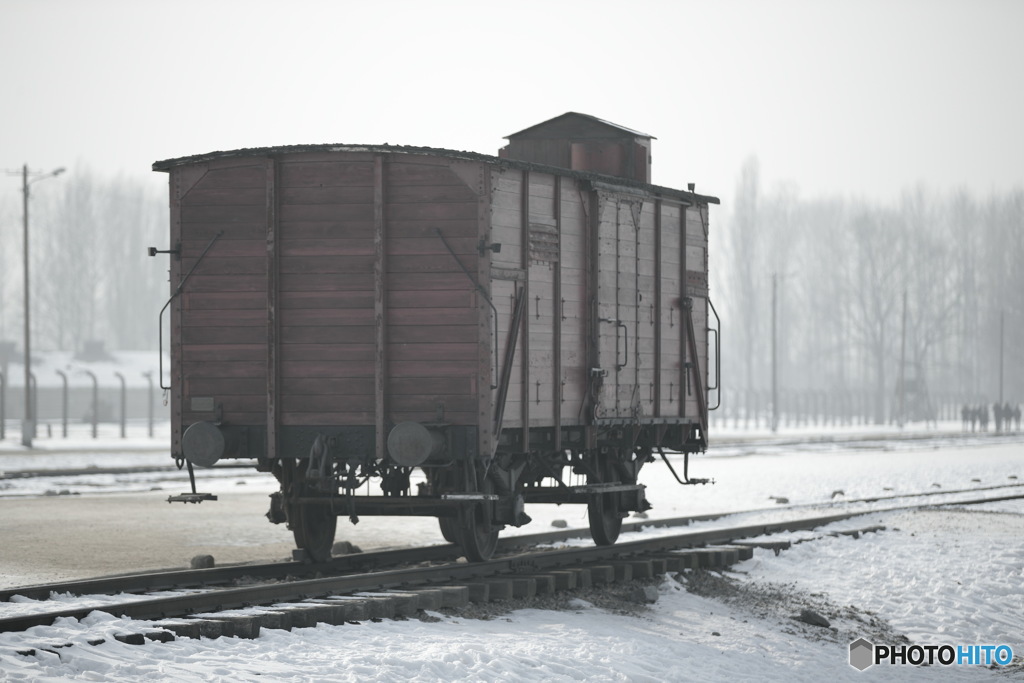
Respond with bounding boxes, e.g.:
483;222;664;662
658;447;713;486
167;460;218;503
148;242;181;260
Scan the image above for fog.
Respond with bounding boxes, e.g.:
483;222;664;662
0;170;166;353
710;158;1023;425
1;0;1021;423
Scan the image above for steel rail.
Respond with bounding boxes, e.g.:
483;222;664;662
3;481;1021;603
3;490;1022;634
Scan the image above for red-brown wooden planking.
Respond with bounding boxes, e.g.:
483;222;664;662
183;344;265;362
164;145;713;447
269;155;481;426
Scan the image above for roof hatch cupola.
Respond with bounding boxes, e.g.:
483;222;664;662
499;112;654;184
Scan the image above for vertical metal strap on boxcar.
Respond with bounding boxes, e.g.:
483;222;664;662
613;199;622;414
493;287;527;442
679;204;688;418
552;176;563;453
519;170;530;451
682;297;709;445
584;188;601;442
630;200;642;404
374;155;388;461
653;199;662;417
266;157;280;461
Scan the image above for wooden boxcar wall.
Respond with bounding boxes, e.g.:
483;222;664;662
486;167;710;436
167;148;710;462
488;168;590;438
169;151;490;461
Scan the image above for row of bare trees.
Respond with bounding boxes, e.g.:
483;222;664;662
0;170;168;353
3;159;1021;424
711;158;1023;424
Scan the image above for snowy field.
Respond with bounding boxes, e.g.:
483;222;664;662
0;423;1022;680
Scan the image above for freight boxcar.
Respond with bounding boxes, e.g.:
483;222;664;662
153;113;719;562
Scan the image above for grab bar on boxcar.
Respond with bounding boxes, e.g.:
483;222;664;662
707;297;721;410
617;320;628;370
600;317;629;371
155;231;223;390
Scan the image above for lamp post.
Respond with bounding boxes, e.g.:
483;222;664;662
15;164;65;447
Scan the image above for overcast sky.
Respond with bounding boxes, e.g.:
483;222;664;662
2;0;1022;211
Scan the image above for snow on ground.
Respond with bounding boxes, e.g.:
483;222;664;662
0;423;1022;680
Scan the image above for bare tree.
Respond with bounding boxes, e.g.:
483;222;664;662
0;193;17;342
720;157;764;394
99;176;167;349
30;169;167;353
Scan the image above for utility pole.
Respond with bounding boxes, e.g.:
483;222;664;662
897;289;907;428
21;165;30;447
12;164;65;448
999;310;1004;405
771;272;778;433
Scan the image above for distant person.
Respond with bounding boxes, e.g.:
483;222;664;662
961;404;970;431
1007;403;1019;433
993;403;1003;433
978;405;989;432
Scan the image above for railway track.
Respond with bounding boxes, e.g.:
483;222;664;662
2;485;1022;642
3;478;1021;604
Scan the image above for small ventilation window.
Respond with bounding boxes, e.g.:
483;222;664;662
528;219;559;264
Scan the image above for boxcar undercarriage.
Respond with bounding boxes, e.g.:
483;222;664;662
177;420;708;562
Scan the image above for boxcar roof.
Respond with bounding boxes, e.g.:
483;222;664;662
152;143;719;205
503;112;655;140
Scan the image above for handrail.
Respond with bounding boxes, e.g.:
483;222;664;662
599;317;629;370
157;231;223;390
707;297;722;410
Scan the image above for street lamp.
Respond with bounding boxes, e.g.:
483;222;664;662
13;164;65;447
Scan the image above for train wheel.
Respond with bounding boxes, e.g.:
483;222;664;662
587;455;625;546
438;516;459;543
460;507;499;561
459;478;499;562
587;492;622;546
291;501;337;563
429;467;461;544
285;461;337;563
